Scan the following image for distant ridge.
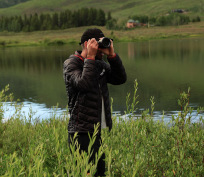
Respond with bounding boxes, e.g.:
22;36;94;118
0;0;29;8
0;0;203;21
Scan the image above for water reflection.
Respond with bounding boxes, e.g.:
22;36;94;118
126;38;203;62
0;38;204;121
2;101;68;123
2;101;203;123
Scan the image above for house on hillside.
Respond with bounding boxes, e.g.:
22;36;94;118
126;19;146;28
126;19;138;28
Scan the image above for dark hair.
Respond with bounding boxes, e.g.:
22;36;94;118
79;28;105;45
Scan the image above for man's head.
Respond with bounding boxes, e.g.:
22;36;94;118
80;28;105;46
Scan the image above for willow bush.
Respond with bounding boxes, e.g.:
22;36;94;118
0;82;203;176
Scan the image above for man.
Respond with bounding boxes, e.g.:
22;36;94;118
63;28;126;176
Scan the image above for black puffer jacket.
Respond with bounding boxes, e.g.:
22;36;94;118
63;51;126;133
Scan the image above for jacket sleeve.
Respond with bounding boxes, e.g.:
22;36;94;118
106;53;127;85
63;57;96;91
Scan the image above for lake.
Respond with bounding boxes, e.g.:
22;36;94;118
0;37;204;122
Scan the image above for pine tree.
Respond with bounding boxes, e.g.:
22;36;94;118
52;13;59;29
41;14;52;30
22;14;30;32
96;9;106;26
87;8;96;26
72;10;79;27
30;13;40;31
79;8;89;26
39;14;45;30
59;11;65;28
65;9;73;28
107;11;112;21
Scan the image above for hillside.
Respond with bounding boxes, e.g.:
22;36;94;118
0;0;29;8
0;21;204;47
0;0;203;22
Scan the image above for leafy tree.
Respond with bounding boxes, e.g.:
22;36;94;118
196;16;201;22
106;18;117;30
192;16;201;22
156;13;190;26
149;17;156;24
156;16;167;26
130;15;149;23
107;11;112;21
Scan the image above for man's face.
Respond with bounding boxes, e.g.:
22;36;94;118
95;37;104;60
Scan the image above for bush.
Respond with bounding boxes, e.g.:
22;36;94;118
192;16;201;22
156;13;190;26
0;82;203;176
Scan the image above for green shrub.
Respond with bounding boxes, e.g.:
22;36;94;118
0;82;203;176
156;13;190;26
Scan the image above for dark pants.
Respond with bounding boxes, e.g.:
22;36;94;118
68;132;105;177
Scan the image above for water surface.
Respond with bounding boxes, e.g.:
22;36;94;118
0;37;204;121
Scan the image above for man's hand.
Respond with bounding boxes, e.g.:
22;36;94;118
87;38;98;59
99;39;115;58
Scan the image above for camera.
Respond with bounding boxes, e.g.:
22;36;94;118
97;37;112;48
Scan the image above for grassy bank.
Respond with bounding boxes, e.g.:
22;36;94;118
0;83;204;176
0;21;204;47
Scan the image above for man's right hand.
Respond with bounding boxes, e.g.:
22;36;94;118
87;38;98;59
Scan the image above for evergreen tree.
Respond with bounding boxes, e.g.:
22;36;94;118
0;16;9;31
41;14;52;30
106;18;117;30
0;7;108;32
16;16;23;32
30;13;40;31
196;16;201;22
87;8;97;25
59;11;65;28
39;14;45;30
72;10;79;27
52;13;59;29
78;8;89;26
22;14;30;32
96;9;106;26
107;11;112;21
65;9;73;28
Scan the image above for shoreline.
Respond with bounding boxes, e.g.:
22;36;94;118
0;22;204;47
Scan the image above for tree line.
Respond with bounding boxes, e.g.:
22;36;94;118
0;8;108;32
106;13;201;30
129;13;201;27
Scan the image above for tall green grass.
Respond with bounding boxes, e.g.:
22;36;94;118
0;82;203;176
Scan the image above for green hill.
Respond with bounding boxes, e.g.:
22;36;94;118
0;0;29;8
0;0;203;21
